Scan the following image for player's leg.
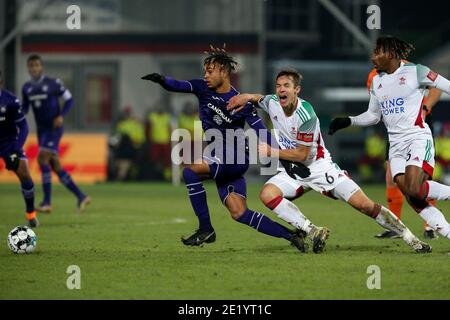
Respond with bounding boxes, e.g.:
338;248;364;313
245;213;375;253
376;160;404;238
37;148;53;212
224;184;308;253
180;161;215;246
14;158;39;227
385;160;404;218
50;153;91;212
395;169;450;240
259;173;328;252
333;178;431;253
401;164;437;238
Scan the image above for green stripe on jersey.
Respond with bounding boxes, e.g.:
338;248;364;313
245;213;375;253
270;94;279;102
296;109;307;122
300;100;316;118
424;140;432;162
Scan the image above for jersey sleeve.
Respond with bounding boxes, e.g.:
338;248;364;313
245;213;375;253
187;79;206;94
417;64;450;95
161;77;205;94
55;79;67;96
257;94;275;113
350;91;381;126
10;96;26;123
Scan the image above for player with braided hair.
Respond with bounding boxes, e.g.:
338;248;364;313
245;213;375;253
329;35;450;241
142;45;316;252
365;38;443;239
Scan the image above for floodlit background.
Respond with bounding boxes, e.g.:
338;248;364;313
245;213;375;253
1;0;450;184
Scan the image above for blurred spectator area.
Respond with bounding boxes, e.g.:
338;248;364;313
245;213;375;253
1;0;450;183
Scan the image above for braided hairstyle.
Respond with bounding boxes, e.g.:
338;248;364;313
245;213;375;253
203;44;238;75
374;35;415;59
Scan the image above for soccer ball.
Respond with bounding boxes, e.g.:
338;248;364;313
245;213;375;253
7;226;37;254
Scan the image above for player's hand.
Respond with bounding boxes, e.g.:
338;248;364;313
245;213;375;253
53;115;64;128
141;73;165;84
279;159;311;179
226;94;251;114
5;152;20;171
328;117;351;135
258;143;276;157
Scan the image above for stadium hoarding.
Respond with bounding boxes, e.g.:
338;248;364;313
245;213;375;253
0;133;107;184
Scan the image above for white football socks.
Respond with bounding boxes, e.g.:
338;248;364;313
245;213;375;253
425;181;450;201
419;205;450;238
272;198;314;233
374;206;416;244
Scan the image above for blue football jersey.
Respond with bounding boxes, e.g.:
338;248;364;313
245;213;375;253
0;89;26;145
22;75;67;129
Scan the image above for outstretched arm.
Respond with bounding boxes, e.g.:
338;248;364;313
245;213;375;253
417;65;450;96
329;93;381;135
141;73;194;93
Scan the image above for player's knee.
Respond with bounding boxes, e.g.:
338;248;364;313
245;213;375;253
16;166;30;182
37;154;49;166
259;188;273;205
50;158;61;172
259;185;282;207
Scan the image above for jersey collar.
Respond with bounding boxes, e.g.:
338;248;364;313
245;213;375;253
31;75;45;84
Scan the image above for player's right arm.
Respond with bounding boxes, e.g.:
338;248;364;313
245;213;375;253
328;92;381;135
141;73;196;93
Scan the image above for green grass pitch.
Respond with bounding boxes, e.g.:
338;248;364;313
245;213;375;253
0;182;449;299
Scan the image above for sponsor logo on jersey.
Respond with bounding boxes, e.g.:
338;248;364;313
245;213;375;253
213;114;223;125
380;98;405;116
278;134;297;149
399;77;406;85
297;132;314;142
427;70;438;82
207;103;232;124
378;83;382;89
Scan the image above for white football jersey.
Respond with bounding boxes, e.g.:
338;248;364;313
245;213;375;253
361;62;448;143
258;95;331;168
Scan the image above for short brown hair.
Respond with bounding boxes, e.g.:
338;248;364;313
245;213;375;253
276;69;303;87
27;54;42;64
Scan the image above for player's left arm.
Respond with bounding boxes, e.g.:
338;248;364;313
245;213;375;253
57;79;74;116
54;79;73;128
417;64;450;96
423;88;442;113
